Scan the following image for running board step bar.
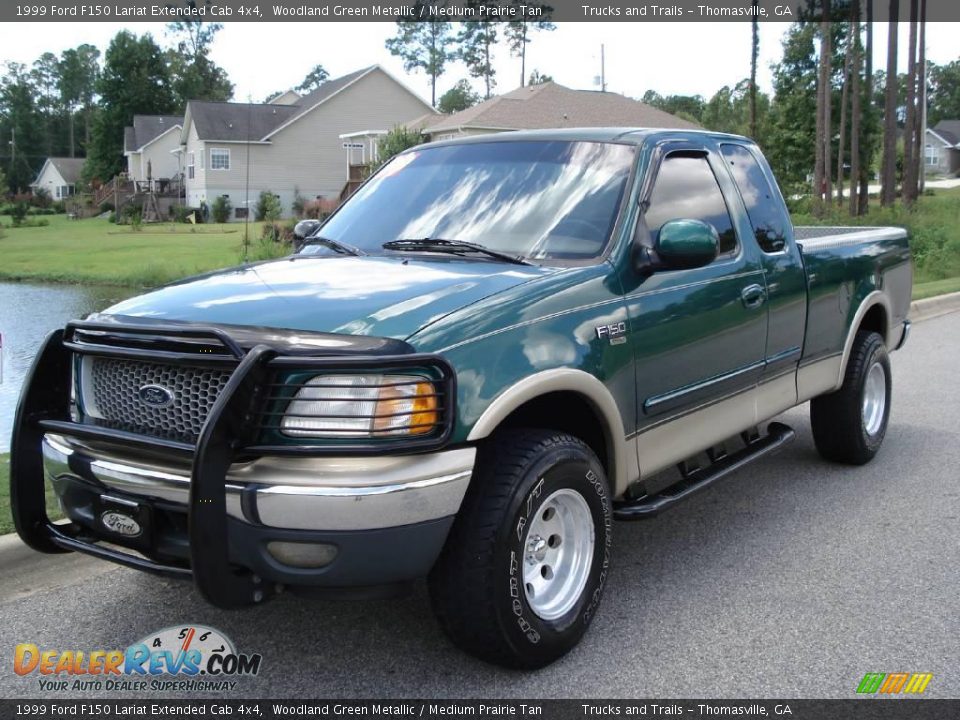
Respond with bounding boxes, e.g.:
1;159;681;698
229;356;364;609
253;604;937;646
614;422;795;520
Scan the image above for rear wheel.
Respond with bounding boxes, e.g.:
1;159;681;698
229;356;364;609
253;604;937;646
428;429;612;669
811;330;891;464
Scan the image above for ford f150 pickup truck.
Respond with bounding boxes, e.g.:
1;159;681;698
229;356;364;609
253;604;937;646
11;129;911;668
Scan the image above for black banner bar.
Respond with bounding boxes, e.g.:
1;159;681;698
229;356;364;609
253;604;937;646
1;700;958;720
4;0;960;23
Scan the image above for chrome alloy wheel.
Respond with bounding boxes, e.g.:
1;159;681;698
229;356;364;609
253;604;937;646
862;361;887;436
522;488;595;621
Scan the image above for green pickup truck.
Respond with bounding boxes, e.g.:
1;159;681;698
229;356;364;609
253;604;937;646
11;129;912;668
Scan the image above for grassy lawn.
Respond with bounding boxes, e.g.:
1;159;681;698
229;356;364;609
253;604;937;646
0;215;271;287
0;453;62;535
792;185;960;299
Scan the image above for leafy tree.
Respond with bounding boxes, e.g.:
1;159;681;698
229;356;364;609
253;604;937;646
166;14;233;107
376;126;423;166
87;31;175;182
385;6;453;106
438;80;480;114
457;13;499;99
928;59;960;125
263;90;285;103
296;64;330;93
641;90;706;124
31;52;62;156
0;62;45;192
58;44;101;156
528;70;553;85
504;3;555;87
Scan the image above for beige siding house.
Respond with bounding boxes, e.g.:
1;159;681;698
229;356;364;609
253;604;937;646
30;157;85;199
124;115;184;184
180;66;436;218
413;82;700;142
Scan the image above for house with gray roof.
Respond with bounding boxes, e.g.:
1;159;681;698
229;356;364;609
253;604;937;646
925;120;960;176
124;115;184;185
412;81;700;142
30;157;85;199
180;65;436;218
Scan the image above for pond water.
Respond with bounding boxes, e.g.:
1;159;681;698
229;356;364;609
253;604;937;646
0;282;136;453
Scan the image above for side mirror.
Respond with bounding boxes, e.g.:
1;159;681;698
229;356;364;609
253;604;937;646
655;219;720;271
293;219;322;240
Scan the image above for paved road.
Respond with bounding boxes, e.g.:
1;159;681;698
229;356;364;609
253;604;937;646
2;313;958;700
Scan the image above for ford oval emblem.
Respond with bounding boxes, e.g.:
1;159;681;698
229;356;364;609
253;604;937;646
138;384;174;408
100;511;142;537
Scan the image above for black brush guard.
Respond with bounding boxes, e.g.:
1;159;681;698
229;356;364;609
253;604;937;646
9;321;455;609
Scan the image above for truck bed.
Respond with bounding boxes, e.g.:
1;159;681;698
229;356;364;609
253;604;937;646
795;225;912;370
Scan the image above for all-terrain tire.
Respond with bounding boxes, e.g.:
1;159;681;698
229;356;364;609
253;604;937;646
428;429;612;669
810;330;892;465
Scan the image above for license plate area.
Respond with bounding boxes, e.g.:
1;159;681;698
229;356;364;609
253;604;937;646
97;494;154;550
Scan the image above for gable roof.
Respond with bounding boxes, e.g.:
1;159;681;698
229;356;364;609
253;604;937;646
933;120;960;146
31;157;85;186
421;82;701;134
183;65;435;143
124;115;184;153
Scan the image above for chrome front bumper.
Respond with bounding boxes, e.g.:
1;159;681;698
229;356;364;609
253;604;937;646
43;434;476;532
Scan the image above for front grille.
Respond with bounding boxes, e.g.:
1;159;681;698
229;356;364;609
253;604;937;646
83;357;232;442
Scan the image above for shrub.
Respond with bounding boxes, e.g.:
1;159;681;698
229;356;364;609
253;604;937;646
211;195;233;224
11;202;29;227
32;188;52;209
260;221;295;244
99;201;115;213
303;197;338;220
376;126;424;167
255;191;282;222
292;188;307;218
247;236;292;262
108;211;117;224
52;201;66;214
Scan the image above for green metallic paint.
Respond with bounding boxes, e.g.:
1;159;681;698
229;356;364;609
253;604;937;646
655;219;720;269
96;129;911;496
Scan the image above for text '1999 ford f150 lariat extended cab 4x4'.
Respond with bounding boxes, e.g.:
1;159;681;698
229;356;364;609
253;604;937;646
11;129;911;668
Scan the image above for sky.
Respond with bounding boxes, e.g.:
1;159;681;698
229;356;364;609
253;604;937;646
1;21;957;106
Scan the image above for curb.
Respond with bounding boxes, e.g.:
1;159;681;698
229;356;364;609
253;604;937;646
910;290;960;323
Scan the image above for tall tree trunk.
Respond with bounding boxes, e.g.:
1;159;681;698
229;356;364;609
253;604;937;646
858;1;874;215
750;4;759;138
902;0;919;205
68;111;76;158
837;22;853;206
915;0;927;194
520;24;527;87
849;5;863;217
484;31;492;98
881;0;899;207
814;2;832;217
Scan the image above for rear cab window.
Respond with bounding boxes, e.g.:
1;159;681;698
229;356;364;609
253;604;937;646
720;144;790;253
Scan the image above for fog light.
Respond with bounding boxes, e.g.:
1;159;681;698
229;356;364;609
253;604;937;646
266;541;338;568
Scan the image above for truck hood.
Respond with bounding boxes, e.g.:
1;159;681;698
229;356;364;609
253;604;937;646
102;255;552;340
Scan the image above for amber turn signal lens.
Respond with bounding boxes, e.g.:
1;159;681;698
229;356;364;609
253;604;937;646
373;380;438;435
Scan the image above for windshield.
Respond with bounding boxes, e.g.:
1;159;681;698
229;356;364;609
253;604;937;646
310;140;635;262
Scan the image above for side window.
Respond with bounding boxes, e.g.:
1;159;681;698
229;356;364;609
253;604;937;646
644;153;737;256
720;144;789;253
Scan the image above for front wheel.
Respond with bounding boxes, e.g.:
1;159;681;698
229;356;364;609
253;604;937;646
428;429;612;669
810;330;892;464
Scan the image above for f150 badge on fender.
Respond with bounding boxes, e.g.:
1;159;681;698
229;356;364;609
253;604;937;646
596;321;627;345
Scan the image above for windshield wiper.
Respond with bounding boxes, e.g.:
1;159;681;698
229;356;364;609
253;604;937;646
382;238;532;266
301;236;365;256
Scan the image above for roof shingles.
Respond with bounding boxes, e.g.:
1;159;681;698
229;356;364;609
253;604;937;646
124;115;183;152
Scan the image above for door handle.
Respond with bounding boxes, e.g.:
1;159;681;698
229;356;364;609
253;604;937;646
741;284;766;309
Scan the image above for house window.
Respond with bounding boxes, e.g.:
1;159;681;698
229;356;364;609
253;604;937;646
188;152;195;179
210;148;230;170
234;207;249;219
925;144;938;166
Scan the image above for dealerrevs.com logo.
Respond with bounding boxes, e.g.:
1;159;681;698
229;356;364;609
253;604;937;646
14;625;262;693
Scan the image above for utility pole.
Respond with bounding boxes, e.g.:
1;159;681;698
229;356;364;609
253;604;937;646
601;44;607;92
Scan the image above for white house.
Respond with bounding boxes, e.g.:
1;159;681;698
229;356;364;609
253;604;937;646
180;65;437;218
30;157;85;199
925;121;960;176
124;115;184;185
412;81;700;142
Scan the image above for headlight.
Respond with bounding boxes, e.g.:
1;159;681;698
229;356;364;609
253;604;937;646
280;374;439;438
